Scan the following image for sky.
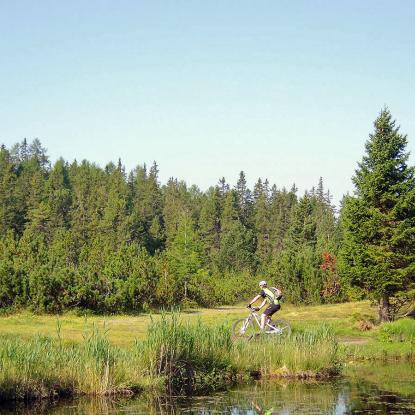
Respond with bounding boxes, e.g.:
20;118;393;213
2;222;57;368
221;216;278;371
1;1;415;206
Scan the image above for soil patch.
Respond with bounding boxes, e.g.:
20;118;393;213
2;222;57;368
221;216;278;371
337;336;369;345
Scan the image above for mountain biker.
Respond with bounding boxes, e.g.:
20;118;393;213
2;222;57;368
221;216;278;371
247;281;282;330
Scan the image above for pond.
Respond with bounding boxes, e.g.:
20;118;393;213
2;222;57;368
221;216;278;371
3;363;415;414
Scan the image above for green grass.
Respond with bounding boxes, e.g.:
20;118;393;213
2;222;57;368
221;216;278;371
377;318;415;343
0;301;413;402
136;315;236;393
340;318;415;362
0;327;143;401
0;301;376;346
0;312;343;402
232;324;340;378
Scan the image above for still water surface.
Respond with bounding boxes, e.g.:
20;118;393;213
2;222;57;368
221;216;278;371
3;363;415;414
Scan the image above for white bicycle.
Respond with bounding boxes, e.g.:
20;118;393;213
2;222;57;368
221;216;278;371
232;306;291;340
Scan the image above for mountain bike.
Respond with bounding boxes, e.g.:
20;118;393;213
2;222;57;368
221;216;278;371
232;306;291;340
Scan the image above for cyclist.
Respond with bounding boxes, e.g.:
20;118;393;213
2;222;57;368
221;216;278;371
247;280;282;330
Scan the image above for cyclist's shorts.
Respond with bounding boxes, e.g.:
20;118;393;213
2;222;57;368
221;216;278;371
264;304;280;316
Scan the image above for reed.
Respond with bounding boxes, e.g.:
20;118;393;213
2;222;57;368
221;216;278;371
135;314;235;392
231;325;340;378
0;326;142;402
0;316;341;402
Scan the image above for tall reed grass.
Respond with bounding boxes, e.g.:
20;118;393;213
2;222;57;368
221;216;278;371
232;325;340;378
0;326;142;402
135;314;235;392
0;315;341;402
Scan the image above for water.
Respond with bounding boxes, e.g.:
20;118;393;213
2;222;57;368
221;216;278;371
2;364;415;414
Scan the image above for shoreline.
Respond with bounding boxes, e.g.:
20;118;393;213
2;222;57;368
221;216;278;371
0;304;413;404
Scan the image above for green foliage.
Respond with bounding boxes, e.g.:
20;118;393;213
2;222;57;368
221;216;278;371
0;138;342;312
339;109;415;320
276;188;341;304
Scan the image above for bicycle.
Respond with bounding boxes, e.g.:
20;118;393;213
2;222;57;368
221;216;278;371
232;306;291;340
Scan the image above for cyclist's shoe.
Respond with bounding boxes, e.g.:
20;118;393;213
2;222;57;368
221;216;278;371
253;307;260;311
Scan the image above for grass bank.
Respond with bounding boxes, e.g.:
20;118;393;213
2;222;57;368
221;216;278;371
0;302;413;402
0;327;144;402
0;315;340;402
340;317;415;363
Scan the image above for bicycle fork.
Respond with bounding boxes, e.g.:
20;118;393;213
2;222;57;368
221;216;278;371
241;316;252;334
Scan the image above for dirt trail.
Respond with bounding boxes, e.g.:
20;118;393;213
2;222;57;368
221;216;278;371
337;336;369;345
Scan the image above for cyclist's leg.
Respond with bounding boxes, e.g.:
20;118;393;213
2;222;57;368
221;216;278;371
260;313;267;330
261;305;273;329
269;304;281;321
263;304;280;329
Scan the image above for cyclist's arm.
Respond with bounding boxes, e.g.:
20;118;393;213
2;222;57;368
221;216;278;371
248;295;261;306
258;299;267;310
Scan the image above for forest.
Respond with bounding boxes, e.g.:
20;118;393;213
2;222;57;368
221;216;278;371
0;109;414;319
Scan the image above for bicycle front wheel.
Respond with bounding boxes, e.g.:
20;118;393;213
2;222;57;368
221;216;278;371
270;319;291;338
232;318;257;340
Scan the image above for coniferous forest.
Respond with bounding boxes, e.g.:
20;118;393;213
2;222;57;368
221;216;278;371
1;109;414;318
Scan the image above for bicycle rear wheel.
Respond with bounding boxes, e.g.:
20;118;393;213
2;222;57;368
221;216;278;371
268;319;291;338
232;318;257;340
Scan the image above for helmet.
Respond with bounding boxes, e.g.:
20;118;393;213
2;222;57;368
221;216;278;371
259;280;267;287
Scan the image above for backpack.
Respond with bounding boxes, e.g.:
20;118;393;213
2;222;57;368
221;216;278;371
270;287;283;301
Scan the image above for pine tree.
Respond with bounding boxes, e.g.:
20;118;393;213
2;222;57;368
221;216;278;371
269;186;297;256
339;109;415;321
162;178;189;245
218;190;255;273
254;179;272;270
199;187;221;263
44;158;72;229
167;211;203;302
235;171;253;227
100;160;130;247
0;147;18;234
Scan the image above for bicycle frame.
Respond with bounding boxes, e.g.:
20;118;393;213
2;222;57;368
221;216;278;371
244;310;281;334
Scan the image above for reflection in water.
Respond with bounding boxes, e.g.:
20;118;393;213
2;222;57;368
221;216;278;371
2;364;415;414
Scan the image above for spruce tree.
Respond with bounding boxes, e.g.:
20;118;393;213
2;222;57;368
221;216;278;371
0;147;18;234
339;109;415;321
235;171;253;227
199;187;221;263
254;179;272;270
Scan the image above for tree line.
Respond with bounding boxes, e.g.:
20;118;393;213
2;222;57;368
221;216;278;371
1;109;414;320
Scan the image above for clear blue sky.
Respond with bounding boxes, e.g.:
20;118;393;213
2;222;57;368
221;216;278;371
1;1;414;205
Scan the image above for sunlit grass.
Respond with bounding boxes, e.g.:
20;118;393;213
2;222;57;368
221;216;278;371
0;326;144;401
232;324;340;377
0;302;413;402
0;301;376;347
0;312;344;401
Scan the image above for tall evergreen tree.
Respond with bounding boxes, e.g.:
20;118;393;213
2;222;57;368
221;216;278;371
199;187;221;263
0;147;18;234
339;109;415;321
218;190;256;273
167;211;203;302
235;171;253;227
254;179;272;270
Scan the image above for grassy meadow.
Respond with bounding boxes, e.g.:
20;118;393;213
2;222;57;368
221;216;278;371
0;301;414;402
0;301;377;347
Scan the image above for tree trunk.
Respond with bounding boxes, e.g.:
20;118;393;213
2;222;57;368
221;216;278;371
379;294;391;322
